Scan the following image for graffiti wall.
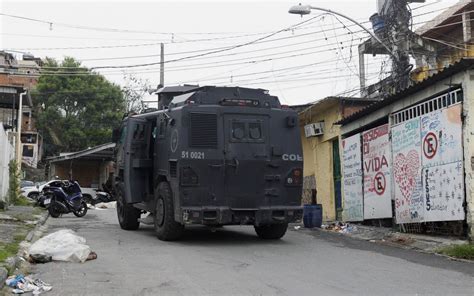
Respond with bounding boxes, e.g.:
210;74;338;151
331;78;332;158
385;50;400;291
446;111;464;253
342;133;363;221
420;104;464;222
392;118;424;223
362;124;392;219
392;104;464;223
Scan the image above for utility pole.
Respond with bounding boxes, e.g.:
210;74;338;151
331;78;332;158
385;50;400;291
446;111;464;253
359;0;425;97
16;92;27;173
160;43;164;88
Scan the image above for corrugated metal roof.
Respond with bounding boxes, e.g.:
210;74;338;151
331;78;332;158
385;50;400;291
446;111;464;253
47;142;116;163
337;58;474;125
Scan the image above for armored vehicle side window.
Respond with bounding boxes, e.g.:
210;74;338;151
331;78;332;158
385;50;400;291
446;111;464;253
158;119;166;139
230;120;264;142
119;126;127;144
249;122;262;140
232;122;245;140
134;124;145;140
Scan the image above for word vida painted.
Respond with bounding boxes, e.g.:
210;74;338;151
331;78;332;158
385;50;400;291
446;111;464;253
364;155;389;173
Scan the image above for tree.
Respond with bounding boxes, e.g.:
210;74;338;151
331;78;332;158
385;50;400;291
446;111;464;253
122;74;152;114
32;57;126;156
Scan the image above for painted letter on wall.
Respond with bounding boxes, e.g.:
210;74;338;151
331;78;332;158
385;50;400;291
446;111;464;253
362;124;392;219
342;133;363;221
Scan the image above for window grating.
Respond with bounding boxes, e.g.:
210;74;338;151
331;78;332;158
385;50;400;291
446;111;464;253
391;88;463;126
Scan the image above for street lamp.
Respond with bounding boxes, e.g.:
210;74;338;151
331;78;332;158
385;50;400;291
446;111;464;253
288;4;396;60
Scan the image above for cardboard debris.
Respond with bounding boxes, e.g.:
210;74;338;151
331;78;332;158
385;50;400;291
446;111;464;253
5;274;52;295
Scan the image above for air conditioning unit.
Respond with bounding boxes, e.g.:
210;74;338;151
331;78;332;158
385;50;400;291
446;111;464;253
304;122;324;138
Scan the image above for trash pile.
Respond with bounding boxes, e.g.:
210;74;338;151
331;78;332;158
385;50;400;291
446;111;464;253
28;229;97;263
321;222;357;234
5;274;52;295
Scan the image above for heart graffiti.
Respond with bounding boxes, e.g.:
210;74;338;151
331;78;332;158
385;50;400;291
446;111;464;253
393;150;420;202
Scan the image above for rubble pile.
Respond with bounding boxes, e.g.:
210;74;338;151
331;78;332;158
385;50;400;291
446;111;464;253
321;222;357;234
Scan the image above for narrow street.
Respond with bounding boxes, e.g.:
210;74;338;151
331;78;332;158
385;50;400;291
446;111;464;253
32;209;473;296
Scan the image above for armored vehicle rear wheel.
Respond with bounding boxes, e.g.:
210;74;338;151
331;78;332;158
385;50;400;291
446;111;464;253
116;185;140;230
254;223;288;239
154;182;184;241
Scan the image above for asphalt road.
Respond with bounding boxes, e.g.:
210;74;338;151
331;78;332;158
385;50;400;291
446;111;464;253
31;209;473;296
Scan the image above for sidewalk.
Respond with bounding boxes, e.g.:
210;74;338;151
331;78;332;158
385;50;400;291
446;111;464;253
0;206;49;289
293;222;470;259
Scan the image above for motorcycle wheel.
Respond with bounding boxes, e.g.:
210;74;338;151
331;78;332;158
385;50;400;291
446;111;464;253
73;201;88;217
48;198;61;218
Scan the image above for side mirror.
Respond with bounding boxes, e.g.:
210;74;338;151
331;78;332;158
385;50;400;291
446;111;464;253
112;128;120;143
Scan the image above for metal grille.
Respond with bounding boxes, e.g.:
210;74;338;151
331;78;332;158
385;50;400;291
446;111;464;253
169;160;177;178
399;221;464;236
391;88;463;126
190;113;218;148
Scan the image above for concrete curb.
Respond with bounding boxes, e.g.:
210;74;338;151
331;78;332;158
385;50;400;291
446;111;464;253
0;210;49;289
294;226;473;263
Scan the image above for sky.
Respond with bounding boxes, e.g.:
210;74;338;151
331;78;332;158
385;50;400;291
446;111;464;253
0;0;460;107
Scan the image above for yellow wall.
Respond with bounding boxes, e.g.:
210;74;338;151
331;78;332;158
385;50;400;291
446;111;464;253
299;100;342;222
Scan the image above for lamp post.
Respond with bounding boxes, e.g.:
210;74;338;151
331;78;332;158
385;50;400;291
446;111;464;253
288;4;395;60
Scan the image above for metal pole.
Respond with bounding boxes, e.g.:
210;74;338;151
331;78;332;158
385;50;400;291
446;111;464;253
160;43;164;87
16;91;26;172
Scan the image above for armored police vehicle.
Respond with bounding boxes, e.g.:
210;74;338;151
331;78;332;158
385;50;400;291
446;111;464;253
113;86;303;241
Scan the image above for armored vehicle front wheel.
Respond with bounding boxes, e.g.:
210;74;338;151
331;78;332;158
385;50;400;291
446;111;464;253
116;185;140;230
154;182;184;241
254;223;288;239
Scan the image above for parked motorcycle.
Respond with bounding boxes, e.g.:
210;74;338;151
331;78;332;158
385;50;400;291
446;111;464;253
41;180;88;218
84;189;114;205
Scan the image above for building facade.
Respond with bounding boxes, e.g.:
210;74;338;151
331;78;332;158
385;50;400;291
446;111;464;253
298;97;375;221
339;59;474;237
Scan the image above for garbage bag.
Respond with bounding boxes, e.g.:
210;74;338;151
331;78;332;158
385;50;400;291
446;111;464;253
28;229;91;263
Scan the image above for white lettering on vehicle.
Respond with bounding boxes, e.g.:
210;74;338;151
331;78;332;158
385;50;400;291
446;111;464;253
282;154;303;161
181;151;205;159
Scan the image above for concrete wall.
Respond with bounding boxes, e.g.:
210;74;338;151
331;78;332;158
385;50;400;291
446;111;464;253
462;69;474;238
299;100;342;221
0;125;14;202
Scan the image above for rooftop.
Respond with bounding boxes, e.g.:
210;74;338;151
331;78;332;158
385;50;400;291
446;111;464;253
337;58;474;125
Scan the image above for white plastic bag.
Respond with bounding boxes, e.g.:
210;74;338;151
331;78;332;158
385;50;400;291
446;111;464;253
29;229;91;263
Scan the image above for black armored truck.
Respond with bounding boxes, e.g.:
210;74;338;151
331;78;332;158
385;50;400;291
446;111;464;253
112;86;303;241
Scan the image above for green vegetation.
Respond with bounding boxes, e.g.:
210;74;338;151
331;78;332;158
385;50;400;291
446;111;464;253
32;57;126;156
437;244;474;260
8;160;20;205
0;233;26;263
13;196;32;207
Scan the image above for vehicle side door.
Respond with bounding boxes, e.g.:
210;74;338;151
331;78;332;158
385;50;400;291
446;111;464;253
123;117;152;203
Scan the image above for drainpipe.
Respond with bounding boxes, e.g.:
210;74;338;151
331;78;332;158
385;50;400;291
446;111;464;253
16;91;27;173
